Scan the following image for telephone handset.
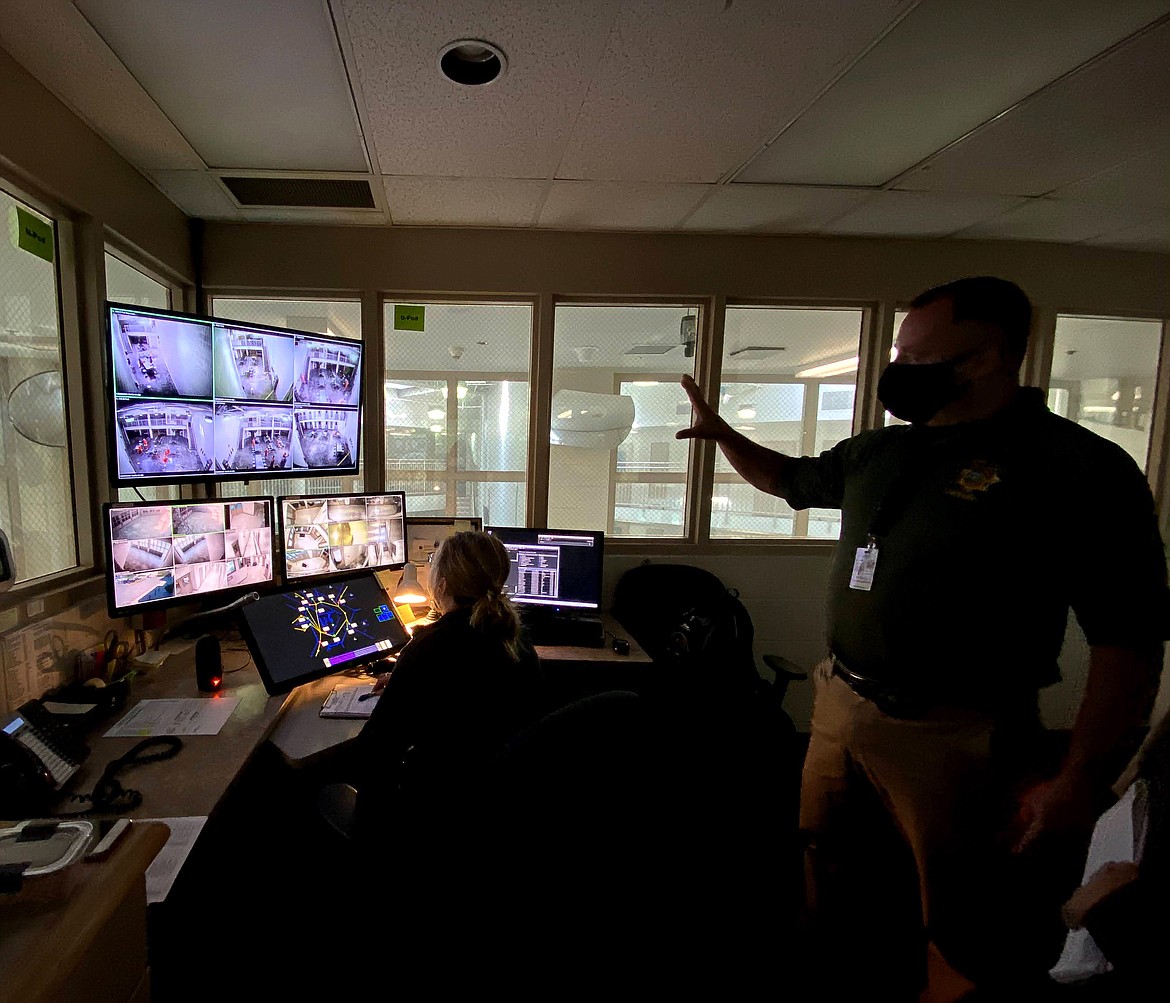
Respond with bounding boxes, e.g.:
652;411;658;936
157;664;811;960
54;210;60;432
0;709;88;818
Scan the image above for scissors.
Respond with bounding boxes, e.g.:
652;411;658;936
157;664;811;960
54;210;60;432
102;629;131;680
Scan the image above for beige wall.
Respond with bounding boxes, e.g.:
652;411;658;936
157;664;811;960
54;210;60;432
0;46;192;280
203;221;1170;731
203;222;1170;317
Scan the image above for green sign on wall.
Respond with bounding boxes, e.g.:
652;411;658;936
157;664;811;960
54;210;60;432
14;207;54;262
394;304;425;331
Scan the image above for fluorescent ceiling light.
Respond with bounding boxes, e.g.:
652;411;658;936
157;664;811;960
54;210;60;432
632;381;659;386
736;407;756;420
736;425;755;431
796;356;859;379
625;345;675;355
429;424;443;432
384;381;417;391
427;409;445;420
1082;406;1117;414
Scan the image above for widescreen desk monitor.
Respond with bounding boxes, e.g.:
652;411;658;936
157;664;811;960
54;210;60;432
238;571;410;696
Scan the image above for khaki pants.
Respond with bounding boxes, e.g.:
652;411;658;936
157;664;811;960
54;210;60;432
799;659;1073;998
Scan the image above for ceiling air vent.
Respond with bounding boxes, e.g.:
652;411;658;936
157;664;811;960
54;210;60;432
220;176;375;209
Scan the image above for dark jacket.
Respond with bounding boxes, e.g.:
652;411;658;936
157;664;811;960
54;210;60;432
353;606;546;842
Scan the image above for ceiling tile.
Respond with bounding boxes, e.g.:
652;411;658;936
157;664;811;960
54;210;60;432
538;182;708;231
0;0;203;170
817;191;1024;236
737;0;1170;186
895;18;1170;196
74;0;368;172
1084;216;1170;252
681;185;872;232
149;171;241;219
954;198;1154;243
1049;146;1170;209
556;0;913;183
383;177;547;226
341;0;620;179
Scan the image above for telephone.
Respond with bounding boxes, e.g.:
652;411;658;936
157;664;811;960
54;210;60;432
0;705;89;818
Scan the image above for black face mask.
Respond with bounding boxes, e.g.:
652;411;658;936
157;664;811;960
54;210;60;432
877;355;971;424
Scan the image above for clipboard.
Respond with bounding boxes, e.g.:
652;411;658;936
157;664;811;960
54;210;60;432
319;683;379;719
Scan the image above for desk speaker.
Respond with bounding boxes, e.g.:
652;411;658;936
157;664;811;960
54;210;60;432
194;635;222;693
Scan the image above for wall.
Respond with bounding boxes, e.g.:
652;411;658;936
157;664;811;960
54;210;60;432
0;46;192;278
203;222;1170;730
0;47;194;716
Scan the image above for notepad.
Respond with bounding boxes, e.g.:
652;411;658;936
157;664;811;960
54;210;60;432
319;683;379;719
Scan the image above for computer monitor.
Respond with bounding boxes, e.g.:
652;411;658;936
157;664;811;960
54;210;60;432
237;571;410;695
103;497;275;618
278;491;407;583
484;527;604;615
106;301;363;485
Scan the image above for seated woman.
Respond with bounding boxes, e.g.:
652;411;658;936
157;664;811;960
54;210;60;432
351;531;548;849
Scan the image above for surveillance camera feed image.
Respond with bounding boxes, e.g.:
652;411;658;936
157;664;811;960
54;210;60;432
281;492;406;581
107;499;274;613
108;303;362;483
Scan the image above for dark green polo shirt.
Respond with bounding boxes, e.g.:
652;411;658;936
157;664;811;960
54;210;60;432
783;388;1169;696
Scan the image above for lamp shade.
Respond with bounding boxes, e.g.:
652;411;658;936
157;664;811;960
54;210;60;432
393;562;428;604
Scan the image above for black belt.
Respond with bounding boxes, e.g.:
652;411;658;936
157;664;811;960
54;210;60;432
830;656;932;719
830;654;1039;722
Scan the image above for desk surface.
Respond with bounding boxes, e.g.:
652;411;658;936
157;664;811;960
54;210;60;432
62;645;284;820
0;819;169;1003
61;611;652;812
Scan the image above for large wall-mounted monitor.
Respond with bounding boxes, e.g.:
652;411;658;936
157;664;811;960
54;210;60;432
278;491;406;583
106;302;363;485
484;527;605;614
238;571;410;695
103;497;275;618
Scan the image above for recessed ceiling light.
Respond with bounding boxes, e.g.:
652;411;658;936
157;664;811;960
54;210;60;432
439;39;507;86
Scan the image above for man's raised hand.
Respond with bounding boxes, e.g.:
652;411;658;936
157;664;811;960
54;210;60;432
676;374;731;441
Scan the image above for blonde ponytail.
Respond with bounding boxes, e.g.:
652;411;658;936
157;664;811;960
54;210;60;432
431;532;524;660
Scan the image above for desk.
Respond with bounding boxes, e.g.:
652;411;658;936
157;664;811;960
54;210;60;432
266;612;653;769
63;643;283;819
0;820;170;1003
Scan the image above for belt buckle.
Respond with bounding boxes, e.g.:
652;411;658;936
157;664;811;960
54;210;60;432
832;656;927;719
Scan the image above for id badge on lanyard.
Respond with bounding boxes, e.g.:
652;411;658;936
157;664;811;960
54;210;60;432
849;534;878;591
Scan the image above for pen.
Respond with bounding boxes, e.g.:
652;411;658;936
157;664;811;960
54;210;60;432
358;691;379;702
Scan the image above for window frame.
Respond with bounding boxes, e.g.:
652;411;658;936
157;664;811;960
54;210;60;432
0;175;96;606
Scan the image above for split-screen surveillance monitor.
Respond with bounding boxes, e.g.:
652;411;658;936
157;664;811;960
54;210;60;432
104;497;275;618
485;526;605;613
107;302;363;485
279;491;407;583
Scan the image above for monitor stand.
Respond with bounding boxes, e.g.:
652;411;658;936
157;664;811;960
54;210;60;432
521;609;604;648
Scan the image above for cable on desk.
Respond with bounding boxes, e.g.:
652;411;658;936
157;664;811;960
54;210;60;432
57;737;185;816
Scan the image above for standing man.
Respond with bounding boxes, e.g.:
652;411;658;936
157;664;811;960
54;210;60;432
678;276;1168;997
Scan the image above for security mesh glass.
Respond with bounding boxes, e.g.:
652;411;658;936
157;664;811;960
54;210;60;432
210;297;364;499
1050;316;1163;472
0;190;77;582
384;301;532;523
713;306;863;539
107;252;178;502
105;253;169;308
552;304;700;538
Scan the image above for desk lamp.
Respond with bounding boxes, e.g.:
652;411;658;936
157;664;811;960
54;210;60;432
392;562;428;605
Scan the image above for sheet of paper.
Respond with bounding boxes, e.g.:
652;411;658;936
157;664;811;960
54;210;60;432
42;700;99;715
104;697;240;737
1049;785;1137;983
320;682;377;718
138;816;207;904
